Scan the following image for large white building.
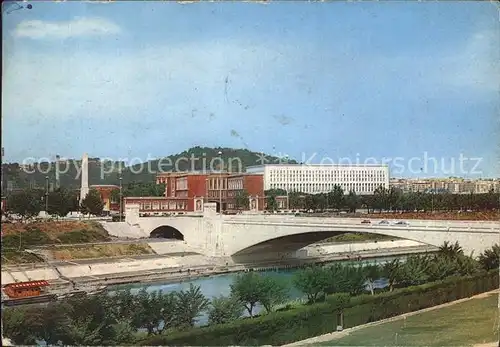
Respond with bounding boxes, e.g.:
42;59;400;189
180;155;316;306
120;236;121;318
246;164;390;195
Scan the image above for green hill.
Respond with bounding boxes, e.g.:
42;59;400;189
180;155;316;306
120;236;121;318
1;146;296;191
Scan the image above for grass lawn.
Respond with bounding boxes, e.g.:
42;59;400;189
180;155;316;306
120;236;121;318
317;292;499;346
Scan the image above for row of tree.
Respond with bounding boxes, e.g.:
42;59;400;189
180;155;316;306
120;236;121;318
3;188;105;220
4;242;498;345
3;183;498;220
264;186;499;212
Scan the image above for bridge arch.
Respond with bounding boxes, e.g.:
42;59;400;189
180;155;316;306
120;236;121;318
231;230;401;257
224;221;498;257
149;225;184;240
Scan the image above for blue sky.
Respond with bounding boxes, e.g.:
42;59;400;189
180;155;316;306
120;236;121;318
2;1;499;178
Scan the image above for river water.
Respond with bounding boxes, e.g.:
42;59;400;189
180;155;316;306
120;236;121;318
111;255;405;325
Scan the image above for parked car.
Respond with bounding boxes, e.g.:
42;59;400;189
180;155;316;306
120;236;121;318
361;220;371;224
394;221;409;226
378;220;390;225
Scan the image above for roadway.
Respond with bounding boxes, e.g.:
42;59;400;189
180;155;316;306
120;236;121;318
222;216;499;233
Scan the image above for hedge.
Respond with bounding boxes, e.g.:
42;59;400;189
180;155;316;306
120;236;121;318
140;270;498;346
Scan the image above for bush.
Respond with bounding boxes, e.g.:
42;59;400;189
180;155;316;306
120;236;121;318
1;228;52;249
140;270;498;346
57;229;110;244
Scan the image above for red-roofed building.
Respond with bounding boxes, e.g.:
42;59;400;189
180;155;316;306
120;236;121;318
125;171;265;214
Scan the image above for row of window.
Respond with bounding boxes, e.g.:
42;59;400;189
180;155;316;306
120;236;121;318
269;183;387;194
139;201;187;211
269;169;387;179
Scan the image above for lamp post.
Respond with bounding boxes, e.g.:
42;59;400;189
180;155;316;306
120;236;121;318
205;178;209;204
45;176;49;213
119;175;123;221
218;151;222;214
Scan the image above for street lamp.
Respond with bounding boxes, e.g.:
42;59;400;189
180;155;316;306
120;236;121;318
119;175;123;221
45;176;49;213
205;178;209;204
218;151;222;214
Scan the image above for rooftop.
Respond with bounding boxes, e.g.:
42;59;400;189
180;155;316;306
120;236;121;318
246;163;389;169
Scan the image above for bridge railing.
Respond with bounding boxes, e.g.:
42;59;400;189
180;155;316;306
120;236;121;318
223;219;499;232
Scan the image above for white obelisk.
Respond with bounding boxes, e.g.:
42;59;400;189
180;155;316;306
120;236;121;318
79;153;89;204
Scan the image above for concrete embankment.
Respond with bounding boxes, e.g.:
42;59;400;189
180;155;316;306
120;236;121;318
1;240;434;288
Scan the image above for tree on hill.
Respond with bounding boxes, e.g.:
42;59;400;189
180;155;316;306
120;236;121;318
80;189;104;216
5;189;43;220
208;295;243;325
122;182;165;197
47;188;74;218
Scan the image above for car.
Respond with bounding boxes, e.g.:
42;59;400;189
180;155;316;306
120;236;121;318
378;220;390;225
394;221;409;226
361;220;371;224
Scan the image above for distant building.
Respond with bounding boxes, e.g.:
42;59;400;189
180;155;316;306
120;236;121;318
389;178;500;194
246;164;390;195
78;185;120;214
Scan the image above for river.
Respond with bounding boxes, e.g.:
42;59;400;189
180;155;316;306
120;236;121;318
111;254;405;325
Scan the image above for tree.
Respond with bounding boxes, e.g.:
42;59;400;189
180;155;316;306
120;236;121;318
288;192;304;210
323;264;365;295
61;294;118;345
382;259;401;292
208;295;243;325
266;195;278;211
132;289;167;335
234;190;250;211
175;284;209;328
478;244;500;271
373;186;388;213
230;272;265;317
304;194;315;211
438;241;464;259
123;182;165;197
80;189;104;216
5;189;43;221
395;255;431;287
47;188;73;218
345;190;359;213
363;264;381;295
259;276;289;313
314;194;327;211
329;185;344;211
293;265;328;303
3;304;68;345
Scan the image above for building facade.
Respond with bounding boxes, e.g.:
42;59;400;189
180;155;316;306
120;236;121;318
246;164;390;195
126;171;265;214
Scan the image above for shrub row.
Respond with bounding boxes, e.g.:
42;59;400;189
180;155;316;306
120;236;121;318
140;270;498;346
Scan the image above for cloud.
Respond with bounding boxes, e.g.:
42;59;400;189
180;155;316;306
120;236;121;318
12;17;121;39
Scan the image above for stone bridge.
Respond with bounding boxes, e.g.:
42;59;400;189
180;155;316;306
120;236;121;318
121;203;499;258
